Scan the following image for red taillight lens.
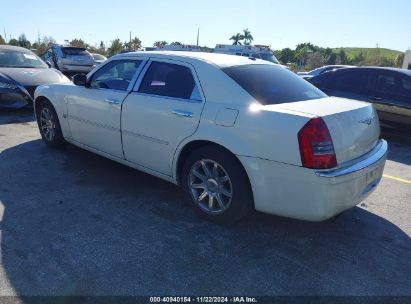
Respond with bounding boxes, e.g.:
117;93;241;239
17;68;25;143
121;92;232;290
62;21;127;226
298;117;337;169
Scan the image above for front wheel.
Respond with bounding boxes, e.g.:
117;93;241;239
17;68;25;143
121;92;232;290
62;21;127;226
36;101;66;148
181;146;253;224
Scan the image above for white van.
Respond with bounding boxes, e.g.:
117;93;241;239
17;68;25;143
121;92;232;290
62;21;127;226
214;44;280;64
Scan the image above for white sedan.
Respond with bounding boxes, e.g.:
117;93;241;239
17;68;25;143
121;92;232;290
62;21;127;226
34;51;387;223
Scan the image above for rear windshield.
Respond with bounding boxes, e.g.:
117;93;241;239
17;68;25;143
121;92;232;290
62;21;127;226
62;47;88;55
223;64;327;105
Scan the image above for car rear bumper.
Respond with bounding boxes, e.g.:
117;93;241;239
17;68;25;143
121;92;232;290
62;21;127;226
238;139;387;221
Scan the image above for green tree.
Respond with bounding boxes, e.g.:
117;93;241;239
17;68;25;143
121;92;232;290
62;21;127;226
125;37;142;50
98;41;106;55
8;38;19;46
153;41;168;47
306;52;327;70
70;38;88;48
170;41;182;45
31;36;56;55
327;52;337;65
18;34;31;49
0;35;5;45
229;33;244;45
242;28;253;45
337;50;348;64
275;48;295;64
395;53;405;68
107;38;124;57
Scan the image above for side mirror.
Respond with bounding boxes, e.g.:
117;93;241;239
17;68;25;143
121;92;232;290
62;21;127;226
73;74;88;86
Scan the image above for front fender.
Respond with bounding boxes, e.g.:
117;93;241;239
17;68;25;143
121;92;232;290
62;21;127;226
34;83;73;139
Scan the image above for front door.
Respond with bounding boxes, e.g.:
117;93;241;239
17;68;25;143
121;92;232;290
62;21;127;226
67;59;144;158
122;59;205;176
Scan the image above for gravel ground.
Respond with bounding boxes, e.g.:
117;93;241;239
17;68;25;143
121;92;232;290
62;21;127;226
0;109;410;297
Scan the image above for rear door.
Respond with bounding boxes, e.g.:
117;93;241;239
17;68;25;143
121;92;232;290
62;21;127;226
369;70;411;125
122;59;205;176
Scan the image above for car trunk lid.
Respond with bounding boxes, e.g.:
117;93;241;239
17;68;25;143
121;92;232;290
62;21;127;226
266;97;380;165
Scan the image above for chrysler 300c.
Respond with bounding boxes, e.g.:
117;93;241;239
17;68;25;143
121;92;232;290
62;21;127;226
34;51;387;223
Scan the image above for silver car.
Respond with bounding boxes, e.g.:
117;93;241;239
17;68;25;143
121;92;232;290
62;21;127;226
41;45;95;76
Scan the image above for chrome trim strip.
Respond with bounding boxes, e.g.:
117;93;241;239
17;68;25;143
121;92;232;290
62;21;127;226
67;115;120;133
315;140;387;178
129;92;202;103
122;129;169;145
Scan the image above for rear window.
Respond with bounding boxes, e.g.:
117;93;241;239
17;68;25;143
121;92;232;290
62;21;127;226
62;47;88;55
223;64;327;105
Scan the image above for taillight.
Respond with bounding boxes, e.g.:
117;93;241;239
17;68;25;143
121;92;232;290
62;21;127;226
298;117;337;169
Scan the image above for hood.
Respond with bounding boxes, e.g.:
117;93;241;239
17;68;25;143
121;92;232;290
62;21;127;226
0;67;69;86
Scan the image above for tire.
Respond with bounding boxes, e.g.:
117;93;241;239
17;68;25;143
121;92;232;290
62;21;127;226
36;100;66;148
181;145;253;224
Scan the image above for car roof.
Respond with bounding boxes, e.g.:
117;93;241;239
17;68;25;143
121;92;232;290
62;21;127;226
112;51;274;68
336;66;411;76
0;45;32;52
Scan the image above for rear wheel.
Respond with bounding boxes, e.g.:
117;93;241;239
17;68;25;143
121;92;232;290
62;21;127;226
181;146;253;224
36;101;66;148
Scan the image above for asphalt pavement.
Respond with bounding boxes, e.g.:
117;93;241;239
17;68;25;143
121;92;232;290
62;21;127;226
0;109;410;297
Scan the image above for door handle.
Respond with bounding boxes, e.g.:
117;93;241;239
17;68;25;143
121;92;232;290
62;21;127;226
172;110;193;118
105;98;120;105
369;96;383;101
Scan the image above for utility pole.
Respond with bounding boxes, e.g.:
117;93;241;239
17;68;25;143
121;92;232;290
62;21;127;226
129;31;132;48
196;27;200;47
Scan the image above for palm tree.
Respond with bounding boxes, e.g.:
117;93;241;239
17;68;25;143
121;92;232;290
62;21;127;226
153;41;168;48
243;28;254;45
230;33;244;45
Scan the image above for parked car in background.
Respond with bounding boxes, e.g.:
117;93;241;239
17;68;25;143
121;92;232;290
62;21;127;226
298;65;355;80
91;53;107;65
308;67;411;128
40;45;95;76
33;51;386;223
0;45;69;108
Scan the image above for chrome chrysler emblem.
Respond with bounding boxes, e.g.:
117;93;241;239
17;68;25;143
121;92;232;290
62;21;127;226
359;116;374;125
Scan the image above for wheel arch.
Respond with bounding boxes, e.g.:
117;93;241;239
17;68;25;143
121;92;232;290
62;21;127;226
174;140;253;200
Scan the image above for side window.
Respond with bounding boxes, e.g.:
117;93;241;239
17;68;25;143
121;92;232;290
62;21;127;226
399;76;411;97
330;69;370;93
375;72;397;94
139;61;201;101
90;60;142;91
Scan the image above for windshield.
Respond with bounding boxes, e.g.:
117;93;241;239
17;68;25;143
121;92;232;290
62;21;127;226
223;64;327;105
0;50;48;68
92;54;107;60
260;53;279;64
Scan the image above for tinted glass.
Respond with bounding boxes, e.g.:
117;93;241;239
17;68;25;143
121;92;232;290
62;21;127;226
223;64;327;105
0;49;48;68
329;69;370;93
401;77;411;94
375;73;396;93
139;61;200;100
90;60;142;91
62;47;89;55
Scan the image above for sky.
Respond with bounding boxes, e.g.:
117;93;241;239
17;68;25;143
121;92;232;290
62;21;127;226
1;0;410;51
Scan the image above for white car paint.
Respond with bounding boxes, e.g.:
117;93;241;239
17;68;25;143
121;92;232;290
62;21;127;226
34;51;387;221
